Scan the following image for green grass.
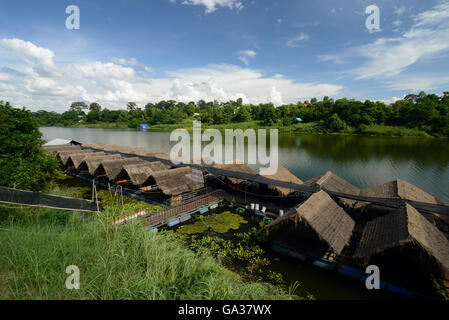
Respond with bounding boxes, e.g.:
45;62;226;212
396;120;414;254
356;124;431;137
0;208;293;300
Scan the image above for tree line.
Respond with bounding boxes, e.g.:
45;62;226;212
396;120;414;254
31;91;449;136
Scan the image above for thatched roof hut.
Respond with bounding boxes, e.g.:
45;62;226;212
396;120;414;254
66;152;105;169
94;157;146;180
304;171;360;207
213;163;256;184
143;167;204;196
354;179;442;210
294;191;355;254
78;155;122;175
57;150;95;165
266;191;355;254
354;204;449;273
116;161;170;185
259;165;303;196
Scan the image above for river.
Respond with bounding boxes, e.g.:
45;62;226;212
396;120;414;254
39;127;449;299
40;127;449;204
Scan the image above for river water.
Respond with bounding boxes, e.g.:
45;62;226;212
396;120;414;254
40;127;449;299
40;127;449;204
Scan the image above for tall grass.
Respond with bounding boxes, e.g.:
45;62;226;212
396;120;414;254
0;208;291;300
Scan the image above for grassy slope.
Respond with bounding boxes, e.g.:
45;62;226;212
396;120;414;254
0;175;293;300
0;211;291;300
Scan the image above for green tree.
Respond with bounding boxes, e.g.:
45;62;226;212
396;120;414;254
89;102;102;112
0;101;58;191
69;101;88;113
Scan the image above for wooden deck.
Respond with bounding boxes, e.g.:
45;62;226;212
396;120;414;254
144;190;225;228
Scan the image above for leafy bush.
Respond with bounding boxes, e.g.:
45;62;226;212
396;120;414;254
0;101;58;191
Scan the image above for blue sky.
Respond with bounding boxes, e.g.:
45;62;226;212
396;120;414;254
1;0;449;111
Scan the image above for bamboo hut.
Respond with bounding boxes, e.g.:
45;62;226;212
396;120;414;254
78;154;122;175
142;167;204;198
93;157;146;180
259;165;303;196
266;191;355;255
66;152;105;169
355;179;442;210
304;171;360;207
115;161;170;185
354;204;449;273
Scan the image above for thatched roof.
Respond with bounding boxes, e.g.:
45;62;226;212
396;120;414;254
116;161;170;185
292;191;356;254
57;150;95;165
79;155;122;175
94;157;146;180
259;165;303;196
213;163;256;184
43;145;80;153
101;144;121;151
144;167;204;196
354;179;442;210
354;204;449;272
304;171;360;207
130;147;149;156
115;146;135;154
66;152;105;169
82;143;108;150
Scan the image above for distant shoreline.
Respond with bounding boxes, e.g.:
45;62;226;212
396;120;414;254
40;121;437;138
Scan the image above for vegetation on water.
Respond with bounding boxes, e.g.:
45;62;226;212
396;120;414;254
27;91;449;137
0;207;293;299
176;211;248;234
0;100;59;191
161;209;309;297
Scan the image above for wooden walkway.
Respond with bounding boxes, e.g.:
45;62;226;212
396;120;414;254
144;190;225;228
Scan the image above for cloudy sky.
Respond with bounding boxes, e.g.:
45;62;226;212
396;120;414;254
1;0;449;112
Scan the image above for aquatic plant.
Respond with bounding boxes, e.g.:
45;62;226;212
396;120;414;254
176;211;247;235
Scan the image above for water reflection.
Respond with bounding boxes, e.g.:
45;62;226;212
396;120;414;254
40;127;449;204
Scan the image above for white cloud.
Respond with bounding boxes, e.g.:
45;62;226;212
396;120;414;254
0;38;57;77
269;86;283;106
237;49;256;66
393;5;406;17
110;57;156;75
392;19;402;27
286;33;309;48
317;1;449;86
172;0;244;14
0;38;342;111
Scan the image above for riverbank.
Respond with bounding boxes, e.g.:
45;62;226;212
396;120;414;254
0;174;296;300
54;120;433;138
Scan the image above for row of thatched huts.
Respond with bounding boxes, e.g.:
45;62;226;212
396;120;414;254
44;143;204;205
